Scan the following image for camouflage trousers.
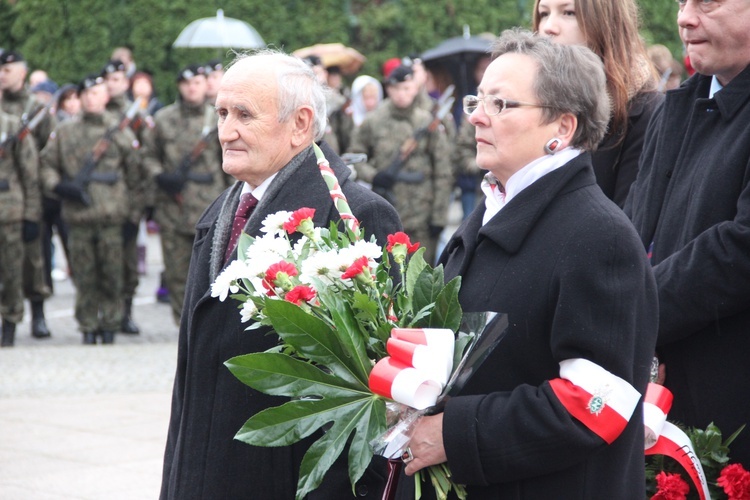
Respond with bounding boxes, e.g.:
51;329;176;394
0;222;25;324
123;226;139;300
160;227;194;324
69;224;123;333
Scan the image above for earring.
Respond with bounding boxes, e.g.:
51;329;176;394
544;138;561;155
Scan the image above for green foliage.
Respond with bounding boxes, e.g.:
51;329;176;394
0;0;682;108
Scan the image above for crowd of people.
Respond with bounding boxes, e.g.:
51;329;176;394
2;0;749;497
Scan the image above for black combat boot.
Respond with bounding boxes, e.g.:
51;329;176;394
30;300;52;338
1;320;16;347
83;331;97;345
100;330;115;344
121;299;140;334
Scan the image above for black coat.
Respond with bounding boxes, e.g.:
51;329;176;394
626;65;750;467
591;90;663;208
161;143;402;500
398;154;658;499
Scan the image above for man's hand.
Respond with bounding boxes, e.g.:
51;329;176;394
53;181;87;204
403;413;447;476
22;220;40;242
156;172;185;195
372;170;396;189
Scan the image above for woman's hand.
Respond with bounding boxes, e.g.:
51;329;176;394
403;413;448;475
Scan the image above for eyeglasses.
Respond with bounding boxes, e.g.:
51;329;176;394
463;94;553;116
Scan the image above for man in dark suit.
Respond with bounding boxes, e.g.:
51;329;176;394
626;0;750;467
160;49;402;500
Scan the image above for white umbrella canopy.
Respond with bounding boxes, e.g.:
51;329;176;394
173;9;265;49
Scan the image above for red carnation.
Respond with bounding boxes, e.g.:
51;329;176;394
285;285;317;306
718;463;750;500
263;261;298;295
652;472;690;500
387;231;420;264
283;207;316;234
341;256;372;281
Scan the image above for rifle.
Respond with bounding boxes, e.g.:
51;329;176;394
372;85;455;205
69;97;144;206
172;126;218;205
0;96;56;160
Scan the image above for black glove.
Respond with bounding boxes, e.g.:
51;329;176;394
122;221;139;244
53;181;87;204
156;172;185;196
22;220;40;242
429;224;444;239
372;170;396;189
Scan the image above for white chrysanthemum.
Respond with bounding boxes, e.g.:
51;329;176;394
300;249;343;286
260;210;292;236
292;235;310;258
211;260;252;301
239;300;258;323
338;242;380;271
248;232;292;258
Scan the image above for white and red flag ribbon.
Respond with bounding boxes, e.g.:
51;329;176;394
643;383;711;500
548;358;641;445
368;328;454;410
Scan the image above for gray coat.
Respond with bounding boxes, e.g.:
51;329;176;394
161;142;402;500
626;64;750;467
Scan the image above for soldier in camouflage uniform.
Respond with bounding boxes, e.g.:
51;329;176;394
348;65;453;264
0;50;55;340
40;75;142;345
0;109;41;347
141;64;230;323
102;59;145;335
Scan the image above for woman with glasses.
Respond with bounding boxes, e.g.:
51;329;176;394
396;29;658;499
533;0;662;207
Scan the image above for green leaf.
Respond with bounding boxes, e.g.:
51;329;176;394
405;246;428;298
351;290;379;320
234;395;368;447
265;300;367;388
411;265;445;314
316;289;372;384
295;396;383;500
348;396;387;490
425;276;463;332
236;232;256;261
225;353;367;397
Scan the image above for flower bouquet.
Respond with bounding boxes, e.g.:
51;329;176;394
644;383;748;500
211;144;473;499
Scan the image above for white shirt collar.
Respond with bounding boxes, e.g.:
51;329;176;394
480;147;583;226
241;173;278;201
709;76;723;98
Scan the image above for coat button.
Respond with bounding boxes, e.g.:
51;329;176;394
356;484;369;497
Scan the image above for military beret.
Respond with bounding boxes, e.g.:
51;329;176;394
101;59;126;76
0;50;25;66
381;57;401;79
204;59;224;73
177;63;207;82
78;74;105;94
385;65;413;86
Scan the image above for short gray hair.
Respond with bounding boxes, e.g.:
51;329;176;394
491;28;610;151
227;49;328;141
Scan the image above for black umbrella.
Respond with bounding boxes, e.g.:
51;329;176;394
420;35;493;124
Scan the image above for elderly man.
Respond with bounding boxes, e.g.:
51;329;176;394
626;0;750;467
160;50;401;499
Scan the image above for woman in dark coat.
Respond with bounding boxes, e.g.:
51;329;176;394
397;29;658;499
533;0;663;208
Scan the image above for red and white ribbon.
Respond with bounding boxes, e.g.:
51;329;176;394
369;328;454;410
548;358;641;445
643;383;711;500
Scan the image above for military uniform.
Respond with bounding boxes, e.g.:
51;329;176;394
141;97;229;323
40;105;142;344
0;111;41;346
348;98;453;264
1;83;56;338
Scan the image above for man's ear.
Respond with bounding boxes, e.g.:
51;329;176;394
290;105;315;147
